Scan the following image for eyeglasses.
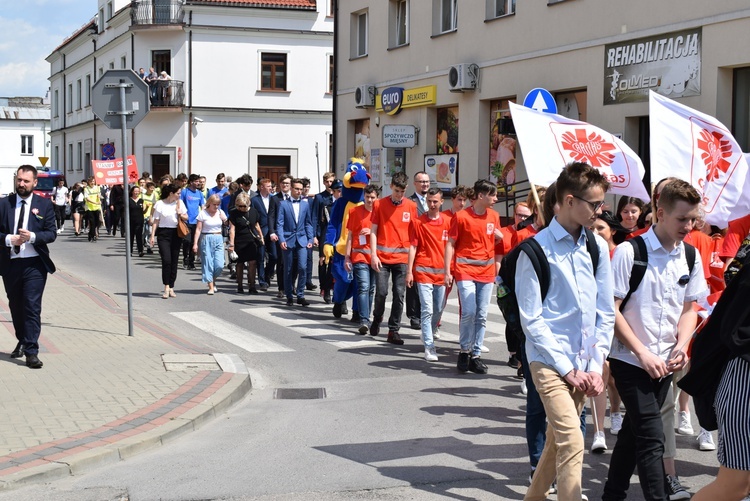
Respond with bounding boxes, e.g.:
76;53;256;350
235;204;248;208
572;194;605;212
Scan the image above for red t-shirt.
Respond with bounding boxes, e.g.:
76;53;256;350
513;223;539;247
684;229;712;280
410;213;450;284
449;207;500;283
371;197;418;264
346;205;374;265
720;214;750;258
495;225;517;256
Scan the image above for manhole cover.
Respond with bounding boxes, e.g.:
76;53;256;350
274;388;327;399
162;354;222;371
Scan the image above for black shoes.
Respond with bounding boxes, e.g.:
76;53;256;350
306;283;318;291
469;356;488;374
248;288;259;295
296;297;311;306
386;331;404;345
237;285;245;294
286;297;294;306
507;354;521;369
410;318;421;330
457;352;470;372
341;303;349;315
10;343;24;359
350;311;361;323
323;291;332;304
370;318;381;336
26;354;43;369
332;302;343;318
358;325;369;335
146;248;154;255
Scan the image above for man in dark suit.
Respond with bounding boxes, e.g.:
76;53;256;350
273;174;294;298
406;171;431;330
0;165;57;369
311;172;336;302
276;178;314;306
250;177;279;291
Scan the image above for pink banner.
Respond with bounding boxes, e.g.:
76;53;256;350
91;156;139;185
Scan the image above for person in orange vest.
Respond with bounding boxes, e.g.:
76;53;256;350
406;187;451;361
369;172;418;345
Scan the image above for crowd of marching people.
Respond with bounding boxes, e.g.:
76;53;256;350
53;159;750;501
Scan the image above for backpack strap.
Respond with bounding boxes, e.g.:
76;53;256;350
584;227;600;277
518;238;551;301
684;242;696;277
620;236;647;311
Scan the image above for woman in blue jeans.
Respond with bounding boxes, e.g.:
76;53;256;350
344;185;379;334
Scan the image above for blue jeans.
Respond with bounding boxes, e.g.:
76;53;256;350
283;245;307;299
417;282;445;349
199;234;224;284
372;262;407;331
456;280;492;356
353;263;375;326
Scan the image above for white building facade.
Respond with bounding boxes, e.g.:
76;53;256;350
0;97;51;195
48;0;333;190
334;1;750;215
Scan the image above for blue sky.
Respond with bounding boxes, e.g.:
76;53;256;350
0;0;96;98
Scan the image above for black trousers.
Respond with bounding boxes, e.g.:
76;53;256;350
54;204;66;229
130;221;144;254
86;210;100;240
406;282;421;323
111;206;124;235
603;358;672;501
2;257;47;355
157;227;182;287
182;223;197;266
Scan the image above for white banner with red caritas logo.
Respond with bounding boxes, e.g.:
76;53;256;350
649;91;750;227
91;156;139;185
508;102;650;201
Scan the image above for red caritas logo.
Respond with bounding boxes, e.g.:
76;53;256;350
559;129;617;168
697;129;732;182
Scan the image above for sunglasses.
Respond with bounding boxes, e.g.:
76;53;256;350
235;204;248;208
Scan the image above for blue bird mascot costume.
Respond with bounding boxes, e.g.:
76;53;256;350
323;158;371;317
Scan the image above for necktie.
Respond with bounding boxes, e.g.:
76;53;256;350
14;200;25;254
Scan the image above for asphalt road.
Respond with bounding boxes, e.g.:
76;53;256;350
0;230;721;500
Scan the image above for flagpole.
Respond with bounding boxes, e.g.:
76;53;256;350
530;183;546;227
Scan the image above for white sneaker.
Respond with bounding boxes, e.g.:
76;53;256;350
424;347;438;362
698;428;716;451
56;228;62;234
591;431;607;453
480;344;489;353
610;412;623;436
677;411;694;435
521;379;527;395
433;328;441;340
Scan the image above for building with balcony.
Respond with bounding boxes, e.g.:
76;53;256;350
0;97;51;195
334;1;750;211
47;0;333;189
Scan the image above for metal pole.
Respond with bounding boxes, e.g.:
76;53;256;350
119;80;134;337
315;142;321;192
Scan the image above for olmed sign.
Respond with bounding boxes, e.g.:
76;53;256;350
376;85;437;113
383;125;418;148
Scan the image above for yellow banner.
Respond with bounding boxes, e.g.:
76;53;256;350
376;85;436;112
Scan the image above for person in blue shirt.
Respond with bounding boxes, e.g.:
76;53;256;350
209;173;228;199
517;162;615;501
180;173;205;270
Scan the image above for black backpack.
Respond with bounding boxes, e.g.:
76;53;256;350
619;236;695;311
497;228;600;338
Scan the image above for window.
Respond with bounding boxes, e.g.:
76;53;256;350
327;0;334;17
53;146;60;172
260;53;287;91
76;79;82;110
108;61;114;70
77;142;83;171
68;144;73;172
67;84;72;113
99;8;104;32
440;0;457;33
99;67;104;77
107;1;113;20
21;136;33;155
85;75;91;106
327;54;334;94
53;90;59;118
351;11;368;58
488;0;515;18
390;0;409;48
734;67;750;151
120;56;127;69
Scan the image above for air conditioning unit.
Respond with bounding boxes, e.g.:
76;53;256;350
448;64;478;92
355;84;376;108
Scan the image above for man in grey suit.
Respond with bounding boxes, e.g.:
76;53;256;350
0;165;58;369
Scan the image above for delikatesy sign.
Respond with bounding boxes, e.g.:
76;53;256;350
382;125;417;148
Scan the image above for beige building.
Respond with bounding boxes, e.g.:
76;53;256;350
334;0;750;212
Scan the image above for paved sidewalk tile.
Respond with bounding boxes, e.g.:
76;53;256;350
0;271;251;490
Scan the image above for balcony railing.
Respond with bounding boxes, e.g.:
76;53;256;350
149;80;184;107
131;0;184;26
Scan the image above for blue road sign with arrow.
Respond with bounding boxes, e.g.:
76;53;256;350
523;88;557;114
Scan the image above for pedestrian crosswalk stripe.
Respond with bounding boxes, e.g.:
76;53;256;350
170;311;294;353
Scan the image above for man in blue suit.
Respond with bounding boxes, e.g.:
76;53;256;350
250;177;278;291
0;165;57;369
277;178;314;306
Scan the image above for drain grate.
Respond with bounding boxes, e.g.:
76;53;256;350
274;388;327;400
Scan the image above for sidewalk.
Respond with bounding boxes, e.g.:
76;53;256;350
0;270;251;490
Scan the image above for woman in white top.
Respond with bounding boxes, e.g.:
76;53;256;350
149;184;188;299
192;194;227;294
